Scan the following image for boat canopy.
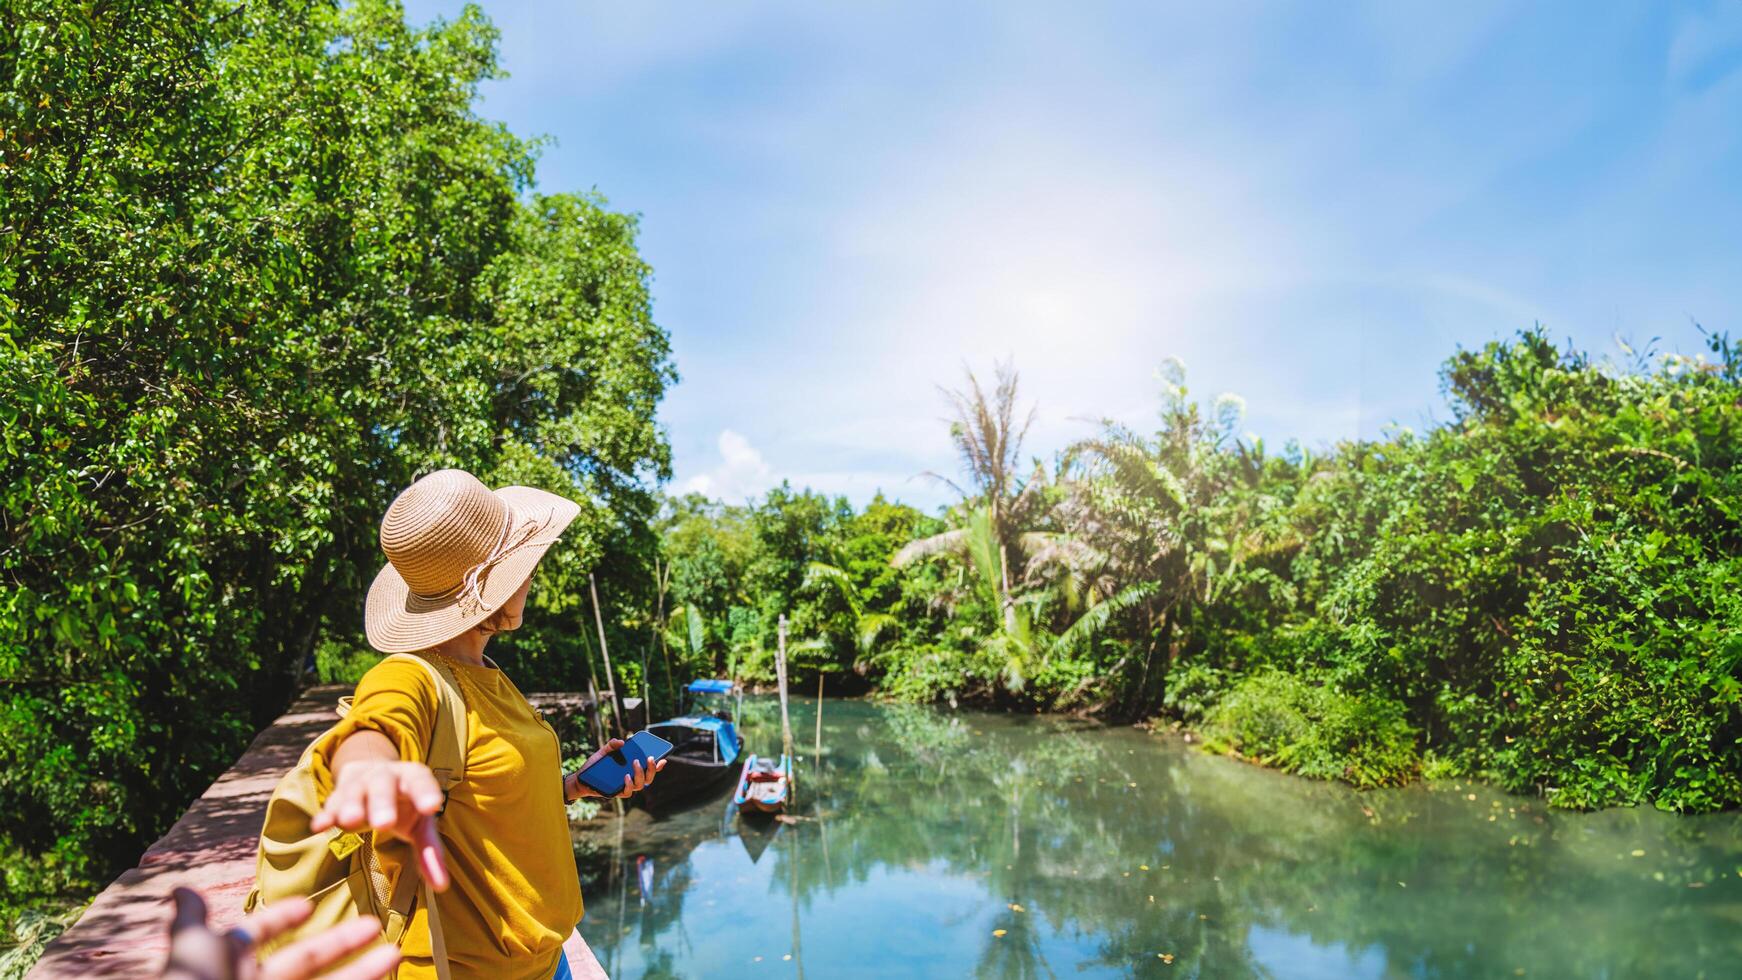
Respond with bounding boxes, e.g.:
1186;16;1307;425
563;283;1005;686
653;714;742;767
686;679;736;694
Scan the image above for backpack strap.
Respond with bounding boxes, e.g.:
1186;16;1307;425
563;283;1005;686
375;651;468;980
408;653;469;799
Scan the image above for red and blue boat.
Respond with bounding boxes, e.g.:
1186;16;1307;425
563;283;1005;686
732;753;791;815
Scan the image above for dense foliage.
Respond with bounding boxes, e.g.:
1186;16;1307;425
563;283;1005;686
661;335;1742;812
1;0;672;932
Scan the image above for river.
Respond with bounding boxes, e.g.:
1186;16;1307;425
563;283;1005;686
570;696;1742;978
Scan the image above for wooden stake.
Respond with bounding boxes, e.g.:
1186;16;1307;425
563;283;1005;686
590;572;624;735
777;614;795;801
789;815;806;980
641;580;650;704
577;630;622;817
578;629;607;747
655;559;677;713
813;673;824;766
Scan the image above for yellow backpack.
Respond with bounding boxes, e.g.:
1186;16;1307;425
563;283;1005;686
245;652;467;980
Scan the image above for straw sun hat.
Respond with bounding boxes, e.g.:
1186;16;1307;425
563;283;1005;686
365;469;580;653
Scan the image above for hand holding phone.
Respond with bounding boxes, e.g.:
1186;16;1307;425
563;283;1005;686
574;730;673;798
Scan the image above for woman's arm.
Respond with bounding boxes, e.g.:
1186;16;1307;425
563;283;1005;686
312;730;449;891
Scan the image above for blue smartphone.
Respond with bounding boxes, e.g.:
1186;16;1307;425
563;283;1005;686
576;730;673;797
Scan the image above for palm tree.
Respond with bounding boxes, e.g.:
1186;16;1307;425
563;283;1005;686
894;362;1052;635
1046;360;1299;712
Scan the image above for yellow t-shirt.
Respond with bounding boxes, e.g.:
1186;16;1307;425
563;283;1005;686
311;653;582;980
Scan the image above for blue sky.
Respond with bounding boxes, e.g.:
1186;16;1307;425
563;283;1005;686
405;0;1742;511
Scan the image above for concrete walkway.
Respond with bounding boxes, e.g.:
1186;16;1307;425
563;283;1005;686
31;686;606;979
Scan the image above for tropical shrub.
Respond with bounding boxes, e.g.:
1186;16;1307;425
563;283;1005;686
1201;672;1420;788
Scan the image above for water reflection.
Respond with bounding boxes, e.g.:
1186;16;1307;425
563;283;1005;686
573;698;1742;978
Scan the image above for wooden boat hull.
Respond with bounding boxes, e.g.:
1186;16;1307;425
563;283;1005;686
640;689;744;811
637;738;742;810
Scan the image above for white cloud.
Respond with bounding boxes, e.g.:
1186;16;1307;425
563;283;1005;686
678;429;774;503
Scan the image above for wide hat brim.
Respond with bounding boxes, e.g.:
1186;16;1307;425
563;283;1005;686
365;485;580;654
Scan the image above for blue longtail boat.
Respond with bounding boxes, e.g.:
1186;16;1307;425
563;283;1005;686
637;679;743;809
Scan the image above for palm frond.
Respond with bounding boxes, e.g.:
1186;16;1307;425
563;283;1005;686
962;506;1005;611
857;612;900;657
892;528;969;567
685;605;704;658
1007;461;1051;521
803;560;864;617
1051;581;1161;655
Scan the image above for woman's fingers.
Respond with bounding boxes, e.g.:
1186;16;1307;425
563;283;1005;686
311;943;402;980
334;777;369;830
240;897;314;947
365;775;399;832
259;917;386;980
397;765;446;816
614;757;667;797
310;782;352;833
316;763;442;837
592;738;624;765
413;815;450;892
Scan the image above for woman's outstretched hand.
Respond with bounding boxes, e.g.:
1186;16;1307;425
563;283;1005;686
570;738;668;799
312;749;449;891
163;887;400;980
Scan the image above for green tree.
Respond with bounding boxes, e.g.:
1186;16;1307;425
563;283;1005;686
0;0;673;929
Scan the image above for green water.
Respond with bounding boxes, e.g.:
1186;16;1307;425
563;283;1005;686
571;697;1742;978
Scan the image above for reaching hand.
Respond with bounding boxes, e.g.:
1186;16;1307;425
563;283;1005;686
163;887;400;980
311;758;449;891
569;738;668;799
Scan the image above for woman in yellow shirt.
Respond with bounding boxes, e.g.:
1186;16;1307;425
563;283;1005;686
308;469;663;979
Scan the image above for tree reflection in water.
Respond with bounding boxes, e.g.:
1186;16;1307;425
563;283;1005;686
572;697;1742;978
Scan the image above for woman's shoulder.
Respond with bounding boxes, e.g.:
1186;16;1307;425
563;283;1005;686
354;653;443;712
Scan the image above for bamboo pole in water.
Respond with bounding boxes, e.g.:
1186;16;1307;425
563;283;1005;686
582;672;624;817
654;557;677;713
789;821;806;980
613;811;627;976
640;588;650;708
579;589;625;817
777;614;795;801
813;673;824;766
589;572;624;734
578;628;609;749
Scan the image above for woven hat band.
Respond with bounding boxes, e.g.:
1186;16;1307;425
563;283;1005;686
412;506;558;615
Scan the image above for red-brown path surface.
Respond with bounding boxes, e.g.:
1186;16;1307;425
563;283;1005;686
30;686;606;979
